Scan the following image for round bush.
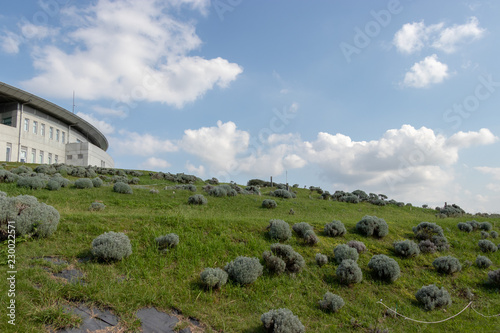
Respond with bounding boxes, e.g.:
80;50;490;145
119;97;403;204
315;253;328;266
457;222;473;233
269;243;305;274
303;229;319;245
224;256;263;285
481;231;490;239
261;308;305;333
334;244;359;264
488;269;500;286
368;254;401;282
319;292;345;313
0;169;19;183
478;239;498;253
46;179;61;191
466;220;480;231
267;219;291;242
75;178;94;189
476;255;492;269
113;182;133;194
155;233;179;249
263;251;286;275
415;285;451;310
262;199;277;209
89;202;106;211
208;186;227;197
324;220;346;237
418;239;437;254
91;231;132;261
356;215;388;238
188;194;207;205
413;222;444;240
432;256;462;274
17;176;46;189
346;240;367;253
479;222;492;231
92;177;103;188
490;231;498;239
292;222;313;237
336;259;362;285
149;189;159;194
270;189;295;199
394;240;420;258
200;268;228;289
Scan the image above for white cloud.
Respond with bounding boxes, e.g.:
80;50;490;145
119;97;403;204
186;162;206;177
447;128;498;148
76;112;115;135
0;31;22;54
475;166;500;181
402;54;449;88
20;22;58;40
140;157;171;170
92;105;128;118
111;130;178;156
19;0;242;107
393;17;485;54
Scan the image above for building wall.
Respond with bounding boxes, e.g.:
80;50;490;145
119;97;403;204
0;102;114;167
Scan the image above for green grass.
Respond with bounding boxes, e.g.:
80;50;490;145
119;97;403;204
0;163;499;332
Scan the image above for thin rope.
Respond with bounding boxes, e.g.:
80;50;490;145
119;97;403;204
377;301;473;324
470;304;500;318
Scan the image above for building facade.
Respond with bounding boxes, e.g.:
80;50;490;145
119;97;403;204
0;82;114;167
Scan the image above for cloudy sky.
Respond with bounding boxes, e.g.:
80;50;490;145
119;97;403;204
1;0;500;213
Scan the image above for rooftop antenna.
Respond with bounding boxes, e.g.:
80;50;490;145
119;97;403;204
72;91;75;113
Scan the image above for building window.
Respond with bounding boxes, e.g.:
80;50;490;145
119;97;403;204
54;155;58;163
78;154;83;159
67;155;73;160
76;139;82;143
41;124;45;136
5;143;12;162
48;153;52;164
33;121;38;134
24;119;29;131
56;129;60;141
62;131;65;143
101;160;105;168
31;148;36;163
20;146;27;163
39;151;44;164
1;117;12;126
49;127;53;139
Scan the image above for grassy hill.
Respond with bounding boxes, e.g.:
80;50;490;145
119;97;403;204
0;163;499;332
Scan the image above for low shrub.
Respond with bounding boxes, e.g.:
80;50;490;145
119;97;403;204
0;170;19;183
413;222;444;240
478;239;498;253
270;189;295;199
208;186;228;197
431;235;450;251
346;240;367;253
394;240;420;258
368;254;400;282
466;220;480;231
334;244;359;264
261;308;305;333
336;259;362;285
113;182;133;194
415;285;451;310
318;292;345;313
92;177;103;188
89;202;106;211
481;231;490;239
268;243;305;274
418;240;437;254
324;220;346;237
488;269;500;286
479;222;492;231
91;231;132;261
245;185;261;195
432;256;462;274
267;219;291;242
75;178;94;189
262;199;277;209
188;194;207;205
262;251;286;275
200;268;228;289
50;175;70;188
156;233;179;249
476;255;492;269
457;222;473;233
356;215;388;238
303;229;319;245
17;176;46;189
46;179;61;191
128;177;140;185
292;222;313;237
491;231;498;239
149;189;159;194
315;253;328;266
224;256;263;285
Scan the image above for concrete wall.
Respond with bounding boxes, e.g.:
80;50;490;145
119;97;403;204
65;142;114;168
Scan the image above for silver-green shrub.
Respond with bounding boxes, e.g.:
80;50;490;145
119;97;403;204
394;240;420;258
91;231;132;261
50;174;70;188
0;170;18;183
415;285;451;310
156;233;179;249
292;222;313;237
368;254;400;282
491;231;498;239
334;244;359;264
89;202;106;211
224;256;263;285
11;165;32;174
245;185;261;195
413;222;444;240
149;189;159;194
488;269;500;286
479;222;492;231
263;251;286;275
481;231;490;239
0;194;60;240
303;229;319;245
476;255;492;268
346;240;367;253
200;267;228;289
418;239;437;254
208;186;228;197
75;178;94;189
188;194;207;205
336;259;362;285
478;239;498;253
319;292;345;313
129;177;140;185
267;219;291;242
261;308;305;333
113;182;133;194
17;176;46;189
46;179;61;191
92;177;103;188
262;199;277;209
270;189;295;199
465;220;480;230
324;220;346;237
269;243;305;274
315;253;328;266
432;256;462;274
457;222;473;233
356;215;388;238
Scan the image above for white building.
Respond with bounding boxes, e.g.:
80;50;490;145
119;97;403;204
0;82;114;167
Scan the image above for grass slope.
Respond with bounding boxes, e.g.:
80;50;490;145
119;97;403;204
0;163;499;332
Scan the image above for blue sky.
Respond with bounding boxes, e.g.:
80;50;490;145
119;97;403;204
1;0;500;213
